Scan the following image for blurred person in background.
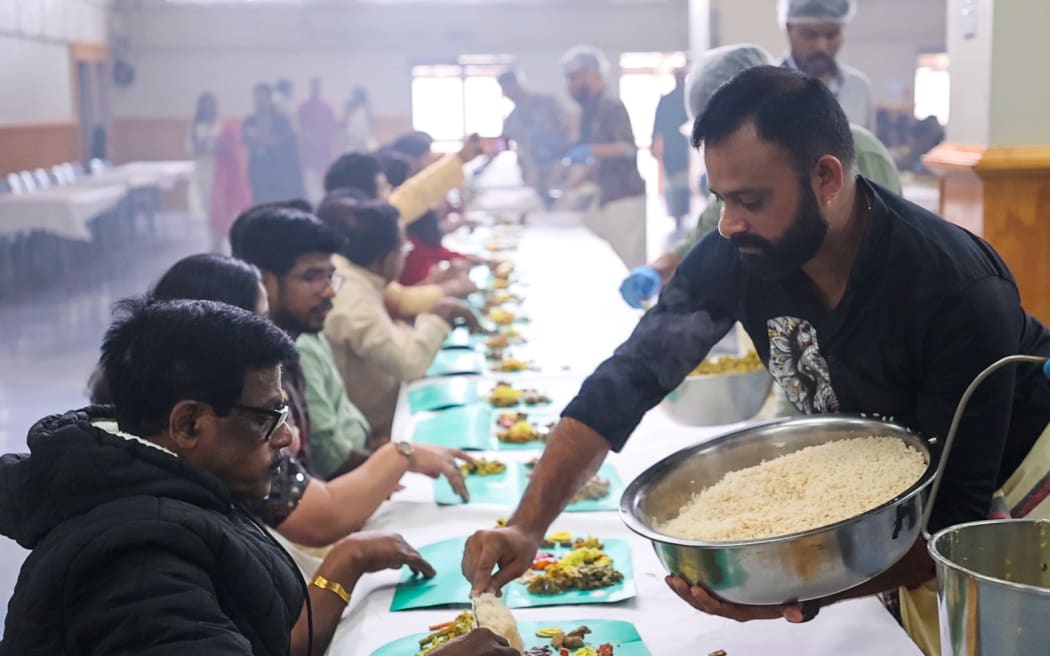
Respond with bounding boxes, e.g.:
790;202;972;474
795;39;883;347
779;0;873;129
189;92;221;234
343;86;377;153
298;78;341;204
651;68;691;233
210;118;253;253
620;44;900;309
560;45;648;270
275;77;296;116
317;199;481;438
244;82;307;204
498;69;570;208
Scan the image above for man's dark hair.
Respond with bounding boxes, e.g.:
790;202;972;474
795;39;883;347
152;254;261;313
323;152;382;196
100;298;297;437
378;150;412;188
316;199;401;268
391;132;434;160
691;65;855;175
497;70;519;88
230;203;343;275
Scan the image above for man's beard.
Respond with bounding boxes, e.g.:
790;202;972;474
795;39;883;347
730;182;829;281
800;53;838;78
272;304;330;336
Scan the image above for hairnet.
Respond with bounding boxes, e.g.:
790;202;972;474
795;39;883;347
561;45;609;76
777;0;857;29
685;44;776;121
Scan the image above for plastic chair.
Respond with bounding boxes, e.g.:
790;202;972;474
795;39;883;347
18;171;36;192
70;161;85;178
33;169;51;189
5;173;23;194
89;158;109;175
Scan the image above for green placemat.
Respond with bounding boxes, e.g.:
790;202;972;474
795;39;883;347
408;380;477;413
390;537;636;611
434;462;623;512
426;350;485;377
412;406;493;450
371;618;650;655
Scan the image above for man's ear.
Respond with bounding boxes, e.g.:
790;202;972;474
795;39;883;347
260;270;280;304
168;400;207;452
813;154;846;206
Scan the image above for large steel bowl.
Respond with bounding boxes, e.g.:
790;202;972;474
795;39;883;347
660;369;774;426
619;415;936;604
930;519;1050;655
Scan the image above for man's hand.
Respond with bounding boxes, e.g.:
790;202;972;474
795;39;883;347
665;575;806;623
327;532;436;580
458;133;485;163
462;525;542;596
429;628;518;656
619;265;662;309
409;445;473;502
430;298;483;333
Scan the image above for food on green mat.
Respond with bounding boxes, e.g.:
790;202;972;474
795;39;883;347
689;350;762;376
489;308;515;325
489;382;525;407
709;651;728;656
494;357;531;373
498;418;553;444
658;436;927;542
460;458;507;476
570;476;611;504
416;611;473;655
523;547;624;595
551;626;591;649
472;593;525;652
522;389;551;405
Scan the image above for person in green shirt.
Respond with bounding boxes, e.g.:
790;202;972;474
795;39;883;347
231;203;474;546
620;43;901;308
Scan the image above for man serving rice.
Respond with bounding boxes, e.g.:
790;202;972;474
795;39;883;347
463;61;1050;656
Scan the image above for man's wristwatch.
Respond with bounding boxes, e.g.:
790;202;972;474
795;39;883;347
395;441;417;467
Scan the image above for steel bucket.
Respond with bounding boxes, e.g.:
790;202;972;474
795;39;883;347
929;519;1050;655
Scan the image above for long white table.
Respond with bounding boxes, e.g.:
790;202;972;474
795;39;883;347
325;213;923;656
0;161;195;241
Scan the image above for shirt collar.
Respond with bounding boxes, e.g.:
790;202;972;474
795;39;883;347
91;420;179;458
849;176;893;285
333;254;387;292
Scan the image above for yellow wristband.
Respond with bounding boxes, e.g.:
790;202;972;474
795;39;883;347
310;575;351;604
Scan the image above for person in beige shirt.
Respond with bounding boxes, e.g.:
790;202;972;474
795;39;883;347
317;198;481;437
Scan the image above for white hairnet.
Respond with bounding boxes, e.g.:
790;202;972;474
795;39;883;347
561;45;609;76
777;0;857;29
685;44;776;121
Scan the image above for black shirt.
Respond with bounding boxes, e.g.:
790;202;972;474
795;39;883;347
651;86;690;176
563;178;1050;532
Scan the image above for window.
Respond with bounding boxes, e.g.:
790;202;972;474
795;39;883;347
618;51;687;149
411;55;515;152
914;53;950;125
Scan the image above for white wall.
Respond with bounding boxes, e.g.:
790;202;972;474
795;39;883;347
109;0;691;119
712;0;947;107
0;0;111;126
988;0;1050;147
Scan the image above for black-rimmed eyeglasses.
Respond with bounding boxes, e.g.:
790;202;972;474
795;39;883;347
231;403;290;442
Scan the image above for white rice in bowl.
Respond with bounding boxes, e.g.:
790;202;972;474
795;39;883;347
657;436;928;542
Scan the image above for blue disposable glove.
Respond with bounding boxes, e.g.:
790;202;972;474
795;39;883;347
563;144;593;165
619;266;662;309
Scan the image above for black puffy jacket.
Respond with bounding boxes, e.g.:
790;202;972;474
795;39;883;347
0;407;305;655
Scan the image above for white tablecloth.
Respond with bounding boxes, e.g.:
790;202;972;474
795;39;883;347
0;183;128;240
325;215;923;656
0;161;196;240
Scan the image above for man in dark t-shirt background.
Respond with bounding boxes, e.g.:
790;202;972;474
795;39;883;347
462;65;1050;648
652;68;691;231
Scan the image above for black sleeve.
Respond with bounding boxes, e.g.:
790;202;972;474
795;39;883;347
917;276;1024;532
65;522;256;655
562;234;739;450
